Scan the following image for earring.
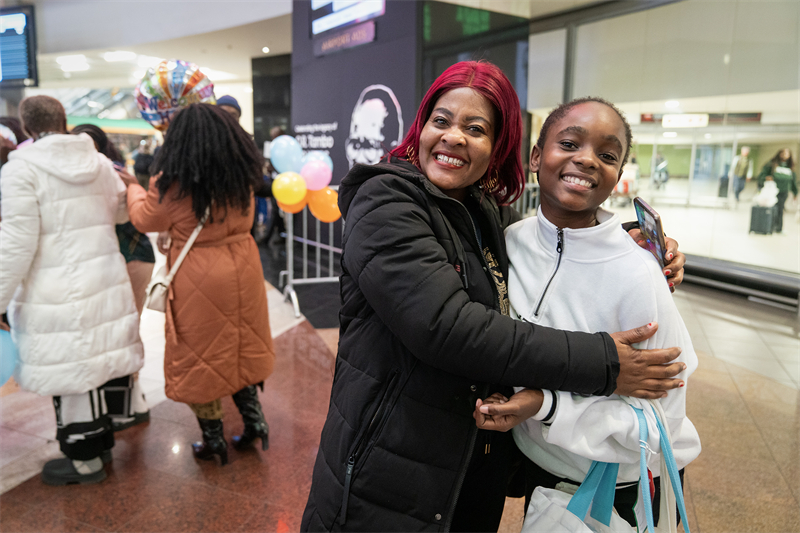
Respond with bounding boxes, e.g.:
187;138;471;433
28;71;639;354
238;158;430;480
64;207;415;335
406;144;420;167
482;169;499;192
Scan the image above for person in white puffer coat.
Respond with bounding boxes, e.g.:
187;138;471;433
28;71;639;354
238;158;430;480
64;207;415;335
0;96;143;485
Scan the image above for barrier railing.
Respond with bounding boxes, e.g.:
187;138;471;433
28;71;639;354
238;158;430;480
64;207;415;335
277;182;537;318
278;186;343;318
511;182;540;218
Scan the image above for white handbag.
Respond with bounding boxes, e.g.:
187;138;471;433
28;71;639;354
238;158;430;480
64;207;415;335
144;208;209;313
521;400;691;533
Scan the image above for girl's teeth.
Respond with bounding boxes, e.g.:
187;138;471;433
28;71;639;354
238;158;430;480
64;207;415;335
563;175;593;188
436;154;464;167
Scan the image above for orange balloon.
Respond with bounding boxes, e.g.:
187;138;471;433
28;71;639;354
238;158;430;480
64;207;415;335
277;197;307;214
307;187;341;223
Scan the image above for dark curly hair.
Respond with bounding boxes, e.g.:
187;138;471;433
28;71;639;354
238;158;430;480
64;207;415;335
536;96;633;166
71;123;124;165
152;103;263;222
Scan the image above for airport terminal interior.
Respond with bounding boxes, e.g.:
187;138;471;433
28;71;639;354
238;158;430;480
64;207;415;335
0;0;798;532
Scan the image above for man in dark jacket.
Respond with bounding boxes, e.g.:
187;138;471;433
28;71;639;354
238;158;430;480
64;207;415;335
301;160;682;532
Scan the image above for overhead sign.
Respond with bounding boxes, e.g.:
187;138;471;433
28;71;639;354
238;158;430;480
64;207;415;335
313;20;375;56
661;114;709;128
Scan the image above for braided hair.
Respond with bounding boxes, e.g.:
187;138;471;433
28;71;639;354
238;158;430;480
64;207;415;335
152;103;263;222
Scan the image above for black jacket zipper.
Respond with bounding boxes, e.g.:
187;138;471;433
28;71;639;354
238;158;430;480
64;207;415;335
339;370;400;525
533;228;564;317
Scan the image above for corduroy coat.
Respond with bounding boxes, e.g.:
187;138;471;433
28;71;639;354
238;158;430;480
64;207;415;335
127;176;274;404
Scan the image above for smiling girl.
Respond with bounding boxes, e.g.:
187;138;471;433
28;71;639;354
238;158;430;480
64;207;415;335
475;97;701;528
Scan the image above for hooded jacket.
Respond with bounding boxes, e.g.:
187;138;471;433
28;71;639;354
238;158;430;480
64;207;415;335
301;159;619;532
0;134;143;396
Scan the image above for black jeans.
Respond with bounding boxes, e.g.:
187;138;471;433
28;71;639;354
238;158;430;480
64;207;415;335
522;458;685;528
774;190;789;233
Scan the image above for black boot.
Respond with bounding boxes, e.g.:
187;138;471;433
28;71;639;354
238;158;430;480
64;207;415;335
192;418;229;465
231;385;269;451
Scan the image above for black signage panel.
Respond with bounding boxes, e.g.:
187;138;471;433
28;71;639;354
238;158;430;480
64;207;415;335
292;0;418;186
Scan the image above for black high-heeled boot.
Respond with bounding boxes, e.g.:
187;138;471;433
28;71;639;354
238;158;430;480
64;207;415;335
231;385;269;451
192;418;229;465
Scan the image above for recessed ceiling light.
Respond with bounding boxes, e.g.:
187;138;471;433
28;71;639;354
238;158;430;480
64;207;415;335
60;63;90;72
56;54;87;66
663;132;678;138
664;100;680;109
262;47;270;54
103;51;136;62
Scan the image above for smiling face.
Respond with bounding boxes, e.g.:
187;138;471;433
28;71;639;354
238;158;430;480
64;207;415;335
532;102;627;229
418;87;495;201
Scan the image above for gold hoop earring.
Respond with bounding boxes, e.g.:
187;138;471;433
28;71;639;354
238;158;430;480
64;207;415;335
482;169;499;192
406;144;420;167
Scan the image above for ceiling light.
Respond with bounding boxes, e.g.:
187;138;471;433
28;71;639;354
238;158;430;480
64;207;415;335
663;132;678;138
243;86;254;93
262;47;270;54
61;63;90;72
103;51;136;62
87;101;101;108
199;67;237;81
664;100;680;109
56;54;87;66
137;55;164;68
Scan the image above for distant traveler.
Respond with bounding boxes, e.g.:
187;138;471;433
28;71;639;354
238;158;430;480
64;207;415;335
0;96;143;485
70;123;154;431
125;103;274;465
732;145;752;202
757;148;797;233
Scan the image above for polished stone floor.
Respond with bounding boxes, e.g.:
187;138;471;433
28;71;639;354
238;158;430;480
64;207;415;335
0;273;797;532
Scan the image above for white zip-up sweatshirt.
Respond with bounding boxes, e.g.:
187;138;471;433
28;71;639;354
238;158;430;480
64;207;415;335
505;207;701;483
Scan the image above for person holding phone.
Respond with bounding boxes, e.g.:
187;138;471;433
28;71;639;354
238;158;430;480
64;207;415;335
475;97;700;528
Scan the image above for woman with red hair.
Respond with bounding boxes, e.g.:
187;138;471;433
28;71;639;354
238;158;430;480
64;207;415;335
301;61;686;531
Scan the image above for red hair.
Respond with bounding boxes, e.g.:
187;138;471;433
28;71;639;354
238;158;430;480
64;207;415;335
390;61;524;205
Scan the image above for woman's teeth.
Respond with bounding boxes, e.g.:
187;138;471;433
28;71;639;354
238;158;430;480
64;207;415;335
436;154;465;167
562;175;594;188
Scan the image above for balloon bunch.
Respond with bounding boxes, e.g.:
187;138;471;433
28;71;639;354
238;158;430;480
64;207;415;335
134;59;216;131
270;135;341;223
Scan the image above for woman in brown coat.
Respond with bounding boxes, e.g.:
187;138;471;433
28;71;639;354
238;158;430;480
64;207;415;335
126;104;274;465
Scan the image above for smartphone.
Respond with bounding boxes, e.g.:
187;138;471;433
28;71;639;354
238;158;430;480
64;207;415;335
633;197;668;267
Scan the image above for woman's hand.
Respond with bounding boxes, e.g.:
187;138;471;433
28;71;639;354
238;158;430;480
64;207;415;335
157;231;171;255
116;168;139;188
628;229;685;292
611;322;684;399
473;390;544;432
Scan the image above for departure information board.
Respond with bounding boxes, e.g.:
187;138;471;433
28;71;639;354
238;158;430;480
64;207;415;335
310;0;385;36
0;6;37;87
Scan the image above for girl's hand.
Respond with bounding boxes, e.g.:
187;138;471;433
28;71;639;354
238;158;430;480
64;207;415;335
157;231;171;255
628;230;685;292
116;168;139;188
473;390;544;432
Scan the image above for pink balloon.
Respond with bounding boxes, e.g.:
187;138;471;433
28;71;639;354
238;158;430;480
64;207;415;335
300;160;332;191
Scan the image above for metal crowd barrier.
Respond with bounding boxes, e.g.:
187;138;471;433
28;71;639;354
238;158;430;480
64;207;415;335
511;182;540;218
278;182;538;318
278;186;344;318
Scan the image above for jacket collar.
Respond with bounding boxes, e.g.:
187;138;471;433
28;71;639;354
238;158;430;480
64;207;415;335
534;207;633;262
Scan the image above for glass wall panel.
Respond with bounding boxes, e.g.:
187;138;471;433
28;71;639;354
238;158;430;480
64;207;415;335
568;0;800;273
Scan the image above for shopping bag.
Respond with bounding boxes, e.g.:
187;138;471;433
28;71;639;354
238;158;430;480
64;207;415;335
522;461;634;533
0;330;19;386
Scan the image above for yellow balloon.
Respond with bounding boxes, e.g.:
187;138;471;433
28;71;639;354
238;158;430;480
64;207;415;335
307;187;341;223
272;172;307;205
278;197;307;214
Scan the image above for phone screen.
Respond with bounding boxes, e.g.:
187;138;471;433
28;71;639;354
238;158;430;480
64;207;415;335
633;197;667;267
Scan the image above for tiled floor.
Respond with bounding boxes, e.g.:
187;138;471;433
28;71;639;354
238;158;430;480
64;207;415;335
1;276;798;532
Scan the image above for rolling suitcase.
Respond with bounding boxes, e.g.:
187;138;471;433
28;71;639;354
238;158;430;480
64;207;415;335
750;205;775;234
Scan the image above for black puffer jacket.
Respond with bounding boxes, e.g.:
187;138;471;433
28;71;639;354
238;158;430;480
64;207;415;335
301;160;619;532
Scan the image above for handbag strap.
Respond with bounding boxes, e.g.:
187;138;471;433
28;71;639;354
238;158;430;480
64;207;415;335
566;461;619;526
165;207;210;284
649;401;691;533
633;406;656;533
